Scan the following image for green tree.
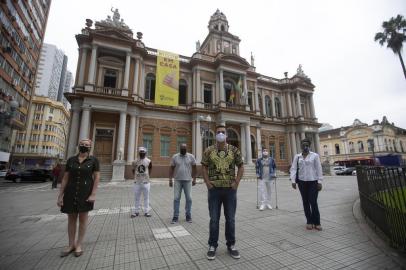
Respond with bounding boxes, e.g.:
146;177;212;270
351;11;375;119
374;15;406;80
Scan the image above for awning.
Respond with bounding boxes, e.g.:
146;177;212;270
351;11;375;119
0;151;11;162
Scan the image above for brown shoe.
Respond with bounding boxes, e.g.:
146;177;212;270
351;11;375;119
60;247;75;257
314;225;323;231
74;250;83;257
306;224;313;230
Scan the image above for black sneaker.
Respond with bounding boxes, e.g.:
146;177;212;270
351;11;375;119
207;246;216;260
171;217;178;224
186;215;192;223
130;213;139;218
227;245;240;259
144;213;152;217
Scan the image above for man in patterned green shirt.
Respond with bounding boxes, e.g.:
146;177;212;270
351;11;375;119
201;125;244;260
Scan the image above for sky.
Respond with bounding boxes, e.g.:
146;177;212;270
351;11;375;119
44;0;406;129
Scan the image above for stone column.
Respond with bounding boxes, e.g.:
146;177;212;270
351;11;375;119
287;92;293;118
296;91;302;117
67;105;81;157
196;69;201;106
290;132;297;158
79;106;91;141
192;120;196;156
77;47;88;87
240;124;247;163
271;92;276;117
295;133;301;153
314;133;321;154
139;60;145;99
262;95;266;117
245;123;252;164
254;83;260;115
243;75;248;105
127;114;136;163
116;111;127;161
87;45;98;85
309;94;316;119
256;125;261;156
196;120;202;162
132;58;140;98
123;52;131;90
219;69;225;105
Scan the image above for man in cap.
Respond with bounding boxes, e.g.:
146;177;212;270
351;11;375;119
131;146;153;217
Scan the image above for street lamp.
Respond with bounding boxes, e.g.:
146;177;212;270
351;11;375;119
199;115;212;150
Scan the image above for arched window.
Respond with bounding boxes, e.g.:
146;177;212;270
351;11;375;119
335;144;340;154
400;141;405;152
349;142;355;153
275;97;282;118
358;141;364;152
221;25;225;31
323;145;328;156
226;129;239;148
393;140;397;152
145;73;155;101
265;95;271;117
178;79;187;105
251;135;256;159
224;81;236;105
202;131;215;150
103;69;117;88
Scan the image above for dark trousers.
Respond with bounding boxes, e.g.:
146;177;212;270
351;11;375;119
208;188;237;248
52;176;58;189
297;180;320;225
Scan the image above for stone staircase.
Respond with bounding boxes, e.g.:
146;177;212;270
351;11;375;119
99;164;113;182
243;164;257;179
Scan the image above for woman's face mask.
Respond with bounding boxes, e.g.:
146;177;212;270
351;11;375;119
262;151;269;157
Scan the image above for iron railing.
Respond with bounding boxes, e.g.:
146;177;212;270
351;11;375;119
356;166;406;251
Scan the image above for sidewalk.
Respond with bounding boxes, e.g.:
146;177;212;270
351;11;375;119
0;176;404;270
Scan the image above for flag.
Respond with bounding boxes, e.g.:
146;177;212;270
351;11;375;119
235;76;242;93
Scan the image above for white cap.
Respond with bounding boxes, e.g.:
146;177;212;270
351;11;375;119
138;146;147;153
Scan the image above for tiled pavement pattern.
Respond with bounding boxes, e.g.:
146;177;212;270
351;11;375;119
0;176;404;270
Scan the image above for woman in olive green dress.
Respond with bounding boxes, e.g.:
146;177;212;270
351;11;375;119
57;139;100;257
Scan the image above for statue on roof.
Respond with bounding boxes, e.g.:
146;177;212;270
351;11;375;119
296;64;309;79
250;52;255;66
111;7;120;23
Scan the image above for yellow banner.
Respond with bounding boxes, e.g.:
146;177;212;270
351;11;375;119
155;50;179;106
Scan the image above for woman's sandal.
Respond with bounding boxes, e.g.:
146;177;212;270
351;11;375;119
314;225;323;231
74;249;83;257
306;224;313;230
60;247;75;257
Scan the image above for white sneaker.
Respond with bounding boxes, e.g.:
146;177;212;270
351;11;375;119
267;204;273;210
259;205;265;211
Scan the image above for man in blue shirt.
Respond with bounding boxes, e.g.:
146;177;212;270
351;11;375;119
255;148;277;210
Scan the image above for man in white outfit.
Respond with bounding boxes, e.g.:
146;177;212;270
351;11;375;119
131;147;152;217
255;148;277;210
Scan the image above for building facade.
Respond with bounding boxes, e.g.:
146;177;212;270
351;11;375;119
11;95;69;169
319;117;406;165
0;0;52;163
65;9;321;178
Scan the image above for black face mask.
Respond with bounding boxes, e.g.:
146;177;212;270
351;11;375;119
79;145;90;153
139;153;146;159
180;149;187;155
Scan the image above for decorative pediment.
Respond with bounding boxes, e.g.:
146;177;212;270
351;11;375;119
92;28;134;41
216;54;250;67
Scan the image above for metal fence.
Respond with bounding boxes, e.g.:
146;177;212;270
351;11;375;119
356;166;406;251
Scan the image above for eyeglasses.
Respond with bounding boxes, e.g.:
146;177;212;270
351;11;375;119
216;131;225;134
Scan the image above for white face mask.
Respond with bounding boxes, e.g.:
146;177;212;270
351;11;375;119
262;151;269;157
216;132;226;143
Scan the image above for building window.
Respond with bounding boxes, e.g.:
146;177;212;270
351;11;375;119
279;142;285;160
385;139;388;151
248;92;253;111
275;97;282;118
224;81;235;105
145;73;156;101
358;141;364;152
177;136;187;153
265;95;271;117
202;131;215;150
160;135;170;157
142;134;153;156
335;144;340;154
349;142;355;153
103;69;117;88
203;84;212;105
367;140;373;152
178;79;187;105
400;141;405;152
269;142;275;158
49;108;54;113
323;145;328;156
258;94;263;115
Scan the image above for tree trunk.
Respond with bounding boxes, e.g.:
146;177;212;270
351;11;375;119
398;50;406;80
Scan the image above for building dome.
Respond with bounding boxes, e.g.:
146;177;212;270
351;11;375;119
208;9;229;32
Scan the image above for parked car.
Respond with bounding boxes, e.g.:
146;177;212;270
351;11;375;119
332;166;346;175
336;167;356;175
5;169;52;183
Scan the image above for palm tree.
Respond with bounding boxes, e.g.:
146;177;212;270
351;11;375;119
374;15;406;80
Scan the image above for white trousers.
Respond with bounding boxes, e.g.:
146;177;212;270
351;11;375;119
258;179;273;205
134;182;150;213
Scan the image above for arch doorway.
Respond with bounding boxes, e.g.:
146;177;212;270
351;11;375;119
251;135;257;159
227;129;239;148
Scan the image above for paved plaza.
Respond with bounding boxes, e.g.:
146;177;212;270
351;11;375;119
0;176;404;270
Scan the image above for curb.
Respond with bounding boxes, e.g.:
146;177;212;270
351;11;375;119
352;198;406;268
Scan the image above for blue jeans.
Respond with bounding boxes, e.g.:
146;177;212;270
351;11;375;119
297;180;320;225
208;188;237;248
173;180;192;218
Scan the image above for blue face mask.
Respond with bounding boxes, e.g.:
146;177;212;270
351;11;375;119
303;146;310;153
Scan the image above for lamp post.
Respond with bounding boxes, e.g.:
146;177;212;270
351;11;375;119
198;115;212;150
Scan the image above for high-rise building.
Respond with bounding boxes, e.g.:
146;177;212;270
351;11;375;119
0;0;52;164
62;70;72;108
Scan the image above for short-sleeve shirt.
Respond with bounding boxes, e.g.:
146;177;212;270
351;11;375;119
170;153;196;181
201;144;243;188
132;158;151;183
